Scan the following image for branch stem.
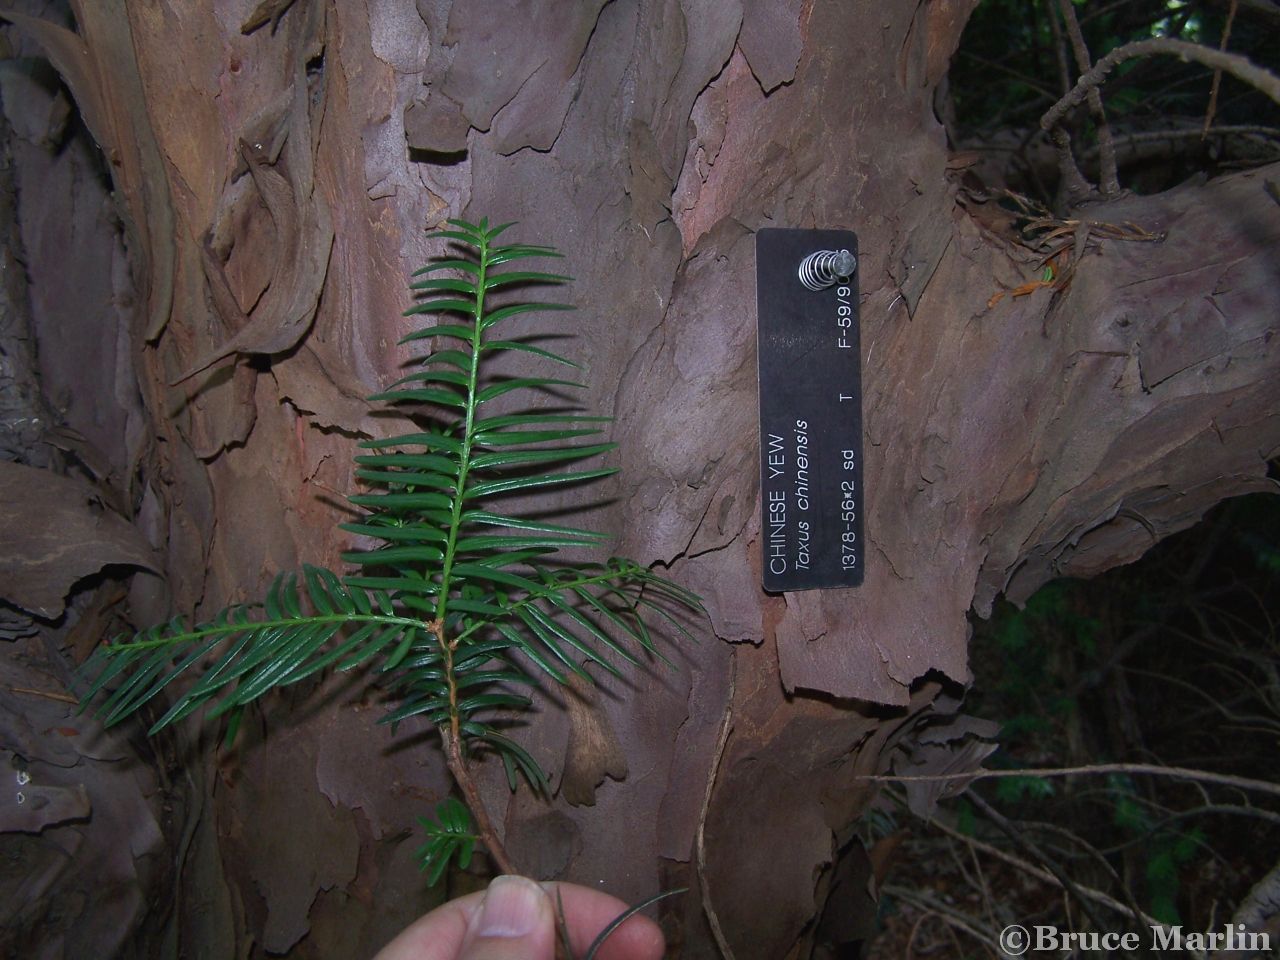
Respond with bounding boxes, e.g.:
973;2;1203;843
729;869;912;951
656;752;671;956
1042;38;1280;135
102;611;424;653
1202;0;1240;139
430;605;518;876
432;231;487;628
422;228;520;877
442;725;517;876
1055;0;1120;195
966;791;1112;935
924;812;1194;943
860;761;1280;798
1048;125;1094;205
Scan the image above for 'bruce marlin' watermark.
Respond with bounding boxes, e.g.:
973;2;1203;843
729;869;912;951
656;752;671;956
999;922;1271;955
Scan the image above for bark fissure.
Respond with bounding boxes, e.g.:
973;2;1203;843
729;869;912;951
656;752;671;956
3;0;1278;954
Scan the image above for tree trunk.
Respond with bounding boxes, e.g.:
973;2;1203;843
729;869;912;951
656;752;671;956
2;1;1277;957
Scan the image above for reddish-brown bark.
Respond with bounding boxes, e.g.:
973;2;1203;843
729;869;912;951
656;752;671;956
1;1;1277;956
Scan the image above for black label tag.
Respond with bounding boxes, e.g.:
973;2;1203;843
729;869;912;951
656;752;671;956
756;228;865;593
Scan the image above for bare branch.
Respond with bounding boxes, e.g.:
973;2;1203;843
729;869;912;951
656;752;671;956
1055;0;1120;194
966;792;1112;935
1084;124;1280;157
1049;125;1095;205
1045;0;1072;98
882;884;1001;956
1202;0;1240;139
860;761;1280;799
1111;803;1280;842
697;662;737;960
927;811;1173;932
1041;38;1280;135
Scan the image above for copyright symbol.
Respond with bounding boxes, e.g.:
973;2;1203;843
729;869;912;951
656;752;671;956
1000;924;1030;956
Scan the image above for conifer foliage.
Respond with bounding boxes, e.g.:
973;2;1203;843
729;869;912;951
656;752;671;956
80;217;702;878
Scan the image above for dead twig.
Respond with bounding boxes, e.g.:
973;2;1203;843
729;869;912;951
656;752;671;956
1085;124;1280;157
1045;0;1072;99
8;685;78;705
697;660;737;960
1202;0;1240;139
886;884;1001;958
966;792;1114;936
926;809;1176;933
858;761;1280;799
1042;38;1280;136
1048;125;1095;205
1040;36;1280;200
1055;0;1120;194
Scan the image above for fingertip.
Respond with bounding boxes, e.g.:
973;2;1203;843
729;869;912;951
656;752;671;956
596;913;667;960
459;876;556;960
540;883;668;960
370;890;481;960
472;875;549;937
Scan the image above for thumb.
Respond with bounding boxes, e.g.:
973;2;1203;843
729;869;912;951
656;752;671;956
457;875;556;960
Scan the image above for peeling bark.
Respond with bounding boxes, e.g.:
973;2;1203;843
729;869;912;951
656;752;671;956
2;0;1278;956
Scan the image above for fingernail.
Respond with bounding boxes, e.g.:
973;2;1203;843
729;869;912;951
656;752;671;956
476;876;544;937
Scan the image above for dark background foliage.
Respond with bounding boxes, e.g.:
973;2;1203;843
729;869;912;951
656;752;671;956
951;0;1280;198
1;0;1278;956
856;1;1280;952
867;491;1280;952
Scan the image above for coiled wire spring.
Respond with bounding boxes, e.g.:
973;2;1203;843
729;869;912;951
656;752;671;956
797;249;857;291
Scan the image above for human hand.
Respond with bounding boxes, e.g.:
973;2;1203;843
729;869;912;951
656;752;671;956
371;875;667;960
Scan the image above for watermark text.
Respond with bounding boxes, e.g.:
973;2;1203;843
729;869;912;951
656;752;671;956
998;923;1271;955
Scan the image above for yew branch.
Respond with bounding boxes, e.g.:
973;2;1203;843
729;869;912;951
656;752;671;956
441;728;517;876
434;618;518;877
